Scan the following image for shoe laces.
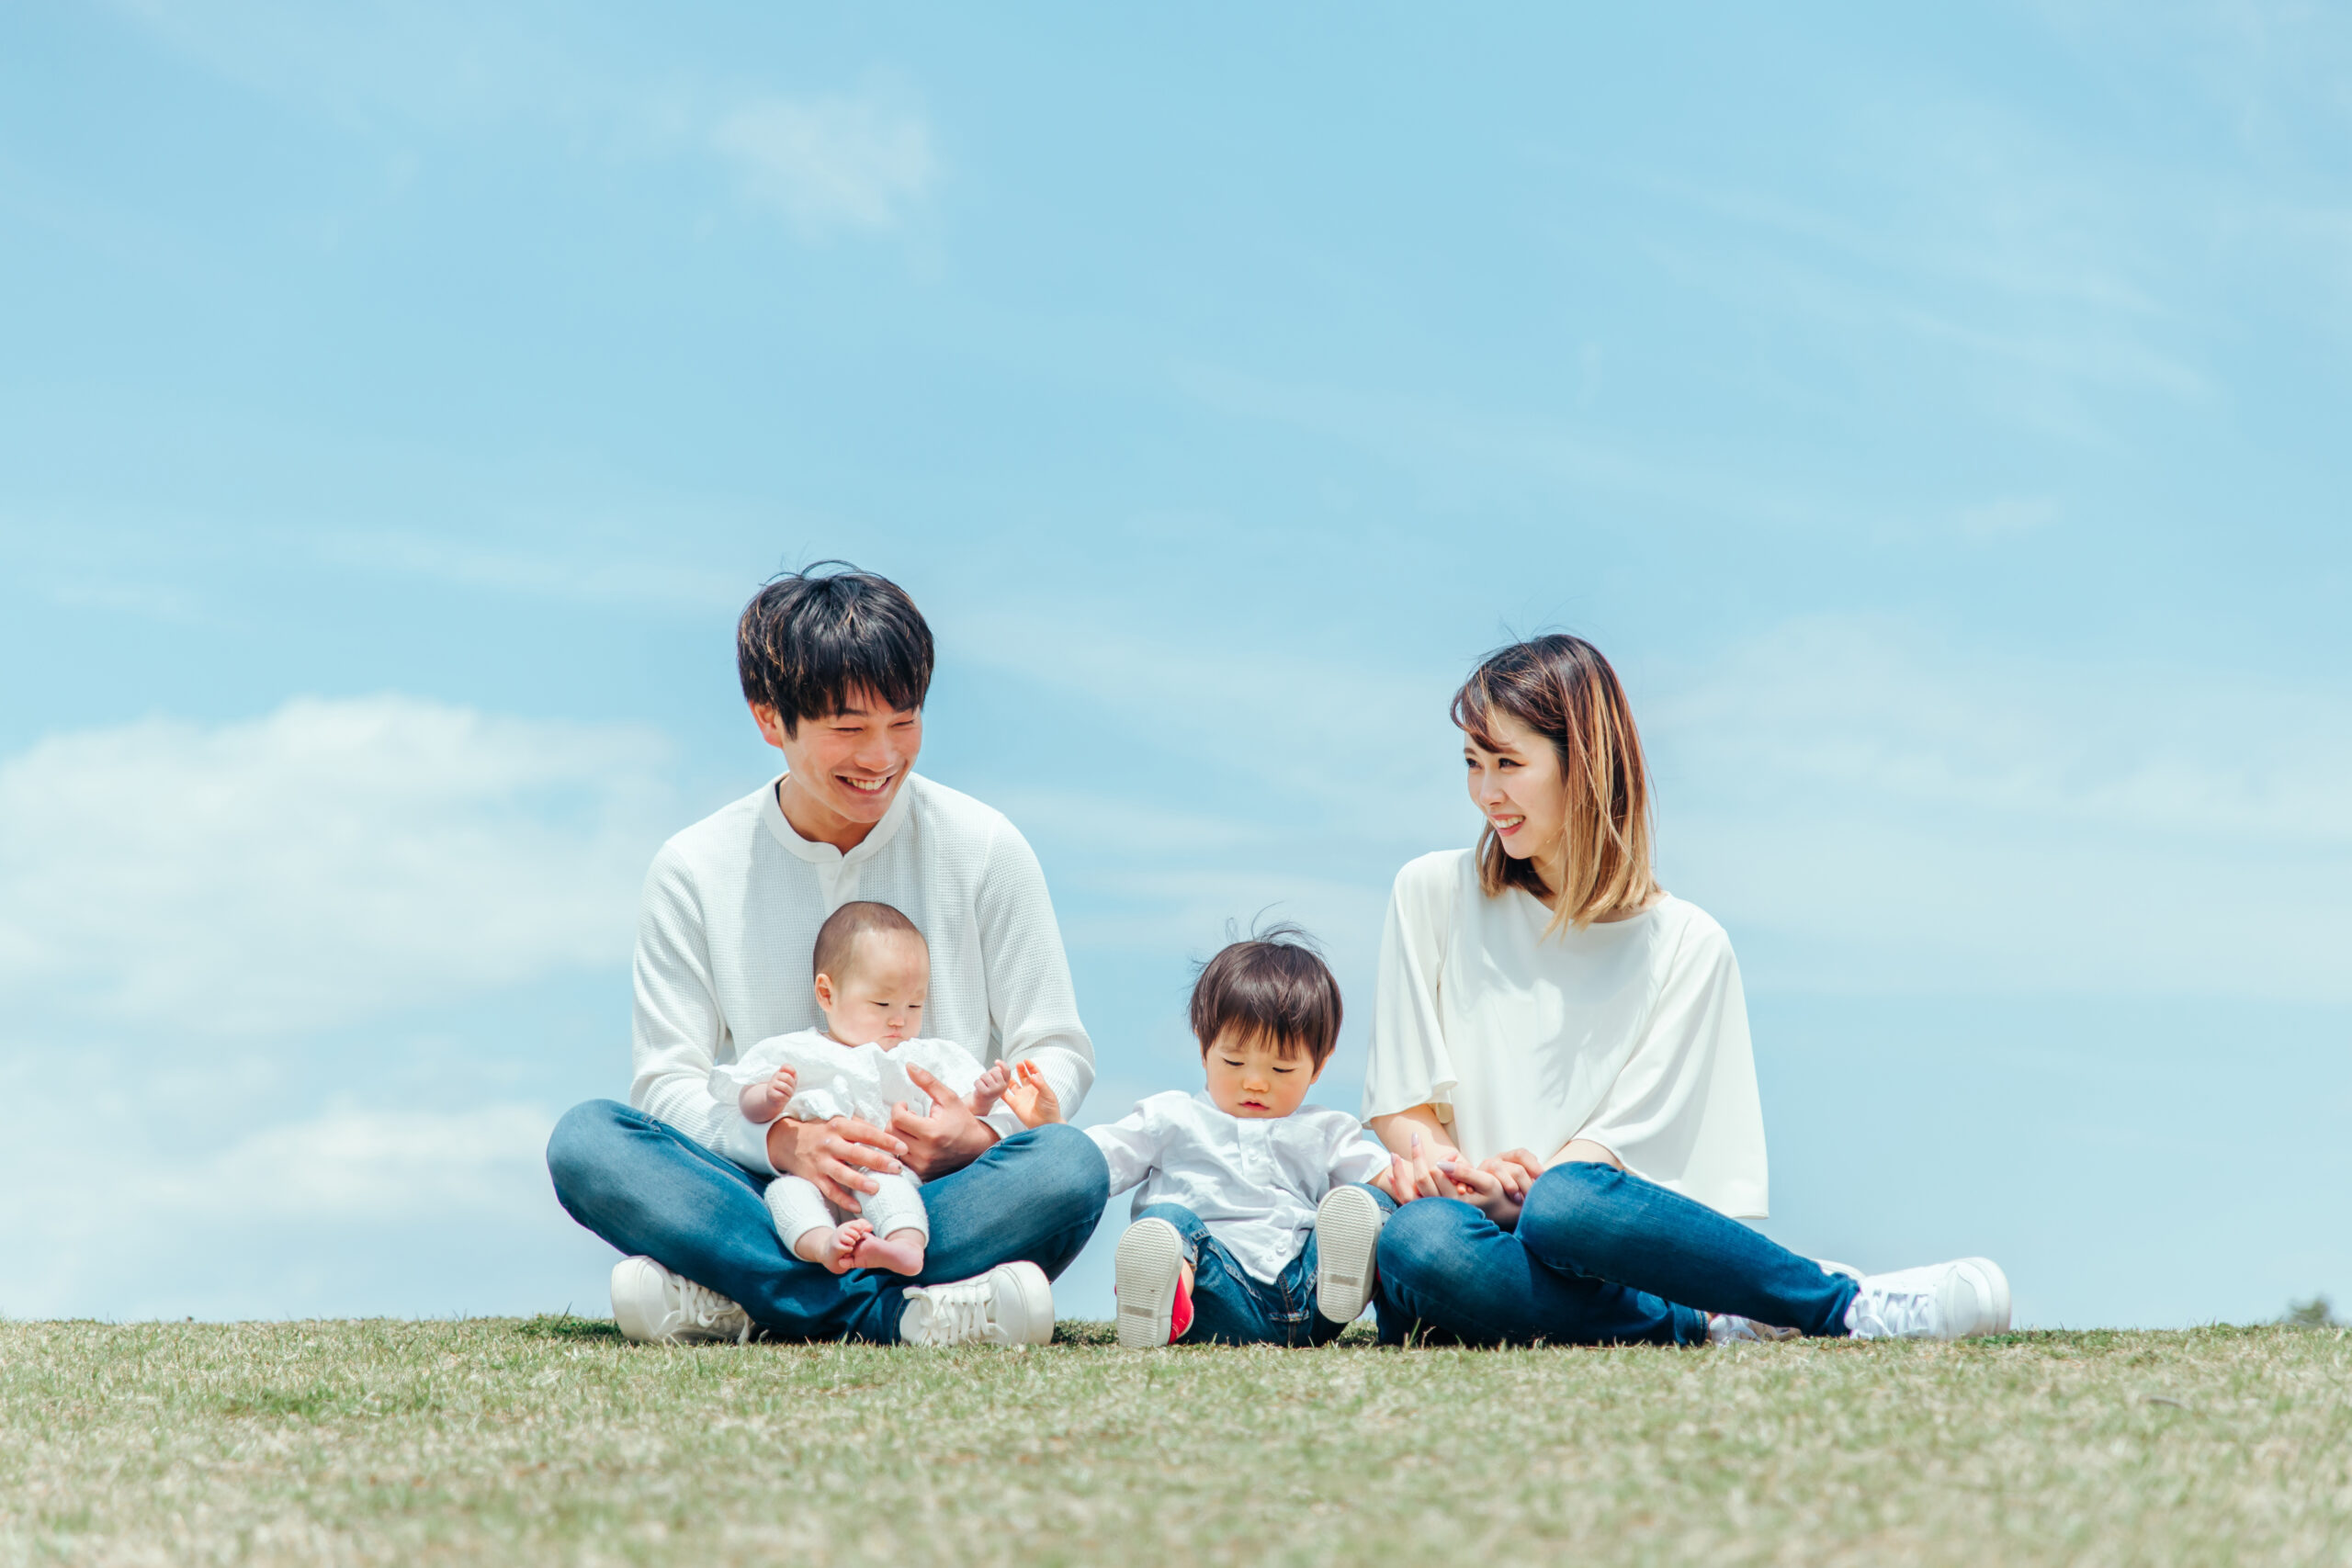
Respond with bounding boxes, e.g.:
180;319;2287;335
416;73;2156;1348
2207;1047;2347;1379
676;1277;752;1344
914;1280;996;1345
1849;1285;1936;1340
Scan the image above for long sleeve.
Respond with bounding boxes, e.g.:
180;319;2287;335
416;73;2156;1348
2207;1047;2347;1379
1361;852;1464;1122
1571;918;1769;1219
629;846;776;1173
974;820;1095;1119
1084;1100;1170;1199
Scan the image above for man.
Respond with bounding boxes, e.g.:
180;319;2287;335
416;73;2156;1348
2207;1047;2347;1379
546;563;1108;1346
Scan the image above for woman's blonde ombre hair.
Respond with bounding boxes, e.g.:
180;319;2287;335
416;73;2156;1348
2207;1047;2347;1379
1452;634;1659;934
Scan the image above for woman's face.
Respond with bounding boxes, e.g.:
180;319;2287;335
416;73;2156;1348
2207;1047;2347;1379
1464;707;1568;866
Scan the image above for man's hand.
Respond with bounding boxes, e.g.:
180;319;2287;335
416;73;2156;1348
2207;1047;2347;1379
764;1114;907;1212
889;1064;1001;1179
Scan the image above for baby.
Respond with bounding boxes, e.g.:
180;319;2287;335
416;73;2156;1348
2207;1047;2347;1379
1091;927;1402;1348
711;900;1059;1276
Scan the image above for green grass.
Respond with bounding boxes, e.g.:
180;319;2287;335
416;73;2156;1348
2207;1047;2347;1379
4;1319;2348;1566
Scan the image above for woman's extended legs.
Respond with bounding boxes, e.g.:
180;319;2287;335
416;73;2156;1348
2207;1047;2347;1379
1374;1163;1860;1346
1515;1163;1858;1336
1374;1195;1709;1347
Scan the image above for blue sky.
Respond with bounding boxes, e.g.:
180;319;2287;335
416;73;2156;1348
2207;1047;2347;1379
3;2;2347;1329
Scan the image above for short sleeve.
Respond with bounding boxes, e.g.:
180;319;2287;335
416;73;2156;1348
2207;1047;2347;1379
1326;1121;1393;1190
1361;852;1464;1122
1571;915;1770;1220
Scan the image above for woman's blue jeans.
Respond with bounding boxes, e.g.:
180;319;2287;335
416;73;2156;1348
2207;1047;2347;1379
1133;1199;1372;1348
1374;1162;1860;1347
546;1100;1110;1343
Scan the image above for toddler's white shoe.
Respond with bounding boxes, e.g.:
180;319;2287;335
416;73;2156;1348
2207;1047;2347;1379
1844;1257;2012;1340
610;1256;752;1345
1314;1185;1386;1326
1114;1218;1193;1348
899;1260;1055;1348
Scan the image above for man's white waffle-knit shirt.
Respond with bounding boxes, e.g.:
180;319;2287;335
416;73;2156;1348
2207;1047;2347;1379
630;772;1095;1172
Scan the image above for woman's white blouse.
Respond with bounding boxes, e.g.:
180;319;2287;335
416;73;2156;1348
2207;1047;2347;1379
1362;849;1770;1220
1088;1091;1394;1283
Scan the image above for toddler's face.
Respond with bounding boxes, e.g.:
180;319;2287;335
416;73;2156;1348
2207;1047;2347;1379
1201;1027;1322;1119
815;931;929;1046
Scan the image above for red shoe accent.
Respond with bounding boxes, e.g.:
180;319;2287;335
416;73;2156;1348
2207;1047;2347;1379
1169;1270;1193;1343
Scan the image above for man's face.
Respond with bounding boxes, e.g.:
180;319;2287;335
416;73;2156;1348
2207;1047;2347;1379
754;689;923;830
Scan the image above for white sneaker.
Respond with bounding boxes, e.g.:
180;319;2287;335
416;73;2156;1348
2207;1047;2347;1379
1845;1257;2012;1340
1315;1185;1386;1326
610;1256;752;1345
1114;1218;1189;1348
899;1260;1055;1348
1708;1314;1802;1344
1816;1258;1864;1281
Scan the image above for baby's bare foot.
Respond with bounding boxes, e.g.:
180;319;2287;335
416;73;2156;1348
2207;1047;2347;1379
809;1220;873;1275
851;1228;926;1276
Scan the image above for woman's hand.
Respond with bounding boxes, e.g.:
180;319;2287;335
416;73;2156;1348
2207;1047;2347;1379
1438;1157;1525;1228
1479;1148;1545;1203
1380;1131;1478;1206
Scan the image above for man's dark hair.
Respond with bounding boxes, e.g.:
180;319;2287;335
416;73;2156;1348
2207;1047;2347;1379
1188;924;1343;1067
737;562;934;736
813;900;925;981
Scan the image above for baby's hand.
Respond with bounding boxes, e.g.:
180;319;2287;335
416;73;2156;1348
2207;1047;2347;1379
1002;1060;1064;1128
965;1060;1012;1115
739;1064;798;1122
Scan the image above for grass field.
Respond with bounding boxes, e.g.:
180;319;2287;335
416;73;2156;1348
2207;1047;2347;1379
4;1318;2348;1567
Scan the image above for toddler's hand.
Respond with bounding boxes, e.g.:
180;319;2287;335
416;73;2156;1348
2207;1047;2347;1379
1002;1060;1064;1128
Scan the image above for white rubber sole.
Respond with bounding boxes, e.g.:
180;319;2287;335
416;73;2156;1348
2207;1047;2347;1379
1114;1218;1185;1348
1315;1185;1385;1325
1953;1257;2013;1337
993;1259;1058;1346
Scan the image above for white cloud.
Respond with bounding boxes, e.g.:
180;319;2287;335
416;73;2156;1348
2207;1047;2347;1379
0;696;673;1033
714;93;936;233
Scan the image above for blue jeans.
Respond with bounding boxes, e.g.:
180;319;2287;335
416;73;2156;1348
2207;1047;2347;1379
1135;1198;1370;1348
1374;1163;1860;1348
546;1100;1110;1343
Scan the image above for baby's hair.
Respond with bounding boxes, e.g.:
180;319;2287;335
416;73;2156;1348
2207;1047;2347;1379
1188;922;1343;1068
812;900;925;981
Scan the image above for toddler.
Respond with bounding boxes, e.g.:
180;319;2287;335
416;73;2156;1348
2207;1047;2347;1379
1091;927;1401;1348
711;900;1059;1276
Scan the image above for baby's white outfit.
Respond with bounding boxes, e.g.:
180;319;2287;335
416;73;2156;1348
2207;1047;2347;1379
711;1030;992;1252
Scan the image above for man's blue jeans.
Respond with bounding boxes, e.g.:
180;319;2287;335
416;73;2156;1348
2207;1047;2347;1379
546;1100;1110;1343
1374;1163;1860;1347
1133;1199;1368;1347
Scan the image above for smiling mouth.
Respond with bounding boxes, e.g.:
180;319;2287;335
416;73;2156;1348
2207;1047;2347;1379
1490;814;1524;833
838;773;897;796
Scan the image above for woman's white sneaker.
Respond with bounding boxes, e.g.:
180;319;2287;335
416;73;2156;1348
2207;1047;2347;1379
1315;1185;1386;1325
899;1260;1056;1348
1844;1257;2012;1340
610;1256;753;1345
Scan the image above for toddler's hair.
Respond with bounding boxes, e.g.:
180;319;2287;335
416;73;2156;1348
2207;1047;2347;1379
813;900;924;981
1188;924;1342;1066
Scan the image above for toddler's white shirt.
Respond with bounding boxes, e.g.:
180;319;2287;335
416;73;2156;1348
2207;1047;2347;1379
711;1030;1023;1143
1088;1090;1391;1284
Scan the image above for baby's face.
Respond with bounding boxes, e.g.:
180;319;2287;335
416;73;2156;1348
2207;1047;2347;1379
1201;1027;1322;1119
816;930;930;1047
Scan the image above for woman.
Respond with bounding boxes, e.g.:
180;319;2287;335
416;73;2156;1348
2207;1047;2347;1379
1356;635;2008;1346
